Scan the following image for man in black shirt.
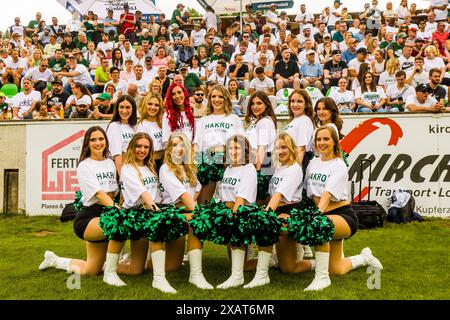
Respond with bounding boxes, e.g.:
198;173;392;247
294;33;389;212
228;54;250;91
61;33;76;54
43;79;69;112
274;47;300;91
323;50;348;91
428;68;447;102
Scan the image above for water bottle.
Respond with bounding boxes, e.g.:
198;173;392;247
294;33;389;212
6;106;12;120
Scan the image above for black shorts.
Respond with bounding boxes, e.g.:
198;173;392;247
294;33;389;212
274;202;302;214
73;204;108;243
325;205;358;238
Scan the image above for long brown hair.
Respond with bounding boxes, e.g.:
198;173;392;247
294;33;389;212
287;89;314;122
314;126;342;159
163;133;197;187
244;90;277;128
313;97;344;139
360;71;377;93
123;132;157;176
78;126;110;163
138;93;164;128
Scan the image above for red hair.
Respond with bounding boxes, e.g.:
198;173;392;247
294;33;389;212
164;83;195;140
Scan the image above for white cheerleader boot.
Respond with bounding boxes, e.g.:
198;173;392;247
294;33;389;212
243;251;271;289
103;253;127;287
151;250;176;294
303;245;314;258
188;249;213;289
217;249;245;289
39;251;71;272
349;247;383;270
296;244;305;262
304;251;331;291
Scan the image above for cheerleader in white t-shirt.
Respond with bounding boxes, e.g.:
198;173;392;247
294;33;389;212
159;132;213;289
313;97;344;140
216;135;259;289
106;95;138;174
38;126;123;285
284;89;315;167
117;132;179;293
194;85;244;204
161;83;196;148
137;93;165;172
265;132;313;275
303;126;383;291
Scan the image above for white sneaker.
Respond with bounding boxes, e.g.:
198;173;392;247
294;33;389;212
303;245;314;258
361;248;383;270
216;275;244;289
153;277;177;294
304;275;331;291
38;251;57;270
103;272;127;287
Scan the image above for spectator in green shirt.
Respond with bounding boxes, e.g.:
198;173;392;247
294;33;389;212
179;63;203;95
386;32;407;60
171;3;187;27
49;49;66;72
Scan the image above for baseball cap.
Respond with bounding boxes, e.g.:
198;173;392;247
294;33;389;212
78;31;86;37
0;92;6;97
409;26;418;31
306;49;315;55
98;93;111;101
280;11;287;15
303;24;312;30
76;96;91;105
179;63;189;70
52;79;63;85
171;23;179;29
397;32;407;39
213;40;223;46
415;83;430;93
357;48;368;55
145;56;152;61
331;49;341;55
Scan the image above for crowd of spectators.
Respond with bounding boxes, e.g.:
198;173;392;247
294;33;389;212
1;0;450;120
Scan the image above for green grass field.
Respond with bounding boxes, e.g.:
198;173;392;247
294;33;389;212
1;214;449;300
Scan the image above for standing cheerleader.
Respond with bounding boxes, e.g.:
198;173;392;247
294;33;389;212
39;126;123;286
118;133;178;293
268;133;312;274
137;93;165;172
304;126;383;291
313;97;344;140
193;84;244;204
159;133;213;289
162;83;195;148
216;135;259;289
106;95;138;174
284;89;315;167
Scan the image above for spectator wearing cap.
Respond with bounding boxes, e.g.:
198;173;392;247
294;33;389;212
103;8;119;40
190;22;206;49
298;39;320;66
179;63;202;95
265;4;279;34
348;48;370;77
11;77;41;119
278;11;290;26
295;4;314;33
323;50;348;89
91;93;113;119
69;95;92;119
55;55;94;95
341;37;358;63
297;24;315;47
386;32;407;59
61;33;76;53
120;2;137;40
71;48;90;69
274;47;300;91
300;49;324;91
44;34;61;58
43;79;69;111
171;4;187;27
405;83;447;112
170;23;188;51
65;11;82;36
11;32;26;49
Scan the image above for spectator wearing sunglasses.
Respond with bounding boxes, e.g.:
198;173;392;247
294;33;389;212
190;86;207;117
24;58;54;93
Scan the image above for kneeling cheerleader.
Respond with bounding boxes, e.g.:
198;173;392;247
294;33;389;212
303;126;383;291
159;132;213;289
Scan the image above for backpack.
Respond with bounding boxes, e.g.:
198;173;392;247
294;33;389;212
386;188;424;223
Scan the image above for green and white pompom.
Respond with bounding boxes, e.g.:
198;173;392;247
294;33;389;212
73;191;83;212
99;205;143;241
142;205;189;243
196;152;225;185
285;207;335;246
190;200;234;245
256;171;271;200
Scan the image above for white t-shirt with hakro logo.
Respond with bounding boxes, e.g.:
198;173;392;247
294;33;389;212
306;157;349;202
218;164;257;204
194;114;243;152
120;164;161;209
269;163;304;204
77;158;118;207
159;164;201;205
245;116;276;151
284;115;314;152
106;122;136;156
137;120;163;152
